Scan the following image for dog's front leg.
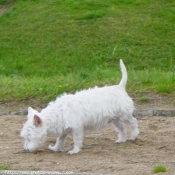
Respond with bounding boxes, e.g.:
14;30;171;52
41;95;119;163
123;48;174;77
48;134;67;152
68;127;84;155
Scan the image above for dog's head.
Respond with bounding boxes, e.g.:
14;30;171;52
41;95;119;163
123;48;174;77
20;107;47;152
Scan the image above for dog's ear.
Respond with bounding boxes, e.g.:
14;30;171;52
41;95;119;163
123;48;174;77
28;107;33;111
27;107;35;119
27;107;32;118
28;107;34;114
33;114;42;127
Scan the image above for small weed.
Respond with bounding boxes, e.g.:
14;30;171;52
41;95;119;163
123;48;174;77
139;96;149;102
0;164;10;170
153;165;167;173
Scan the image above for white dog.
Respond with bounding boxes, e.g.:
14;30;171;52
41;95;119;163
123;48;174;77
20;59;139;154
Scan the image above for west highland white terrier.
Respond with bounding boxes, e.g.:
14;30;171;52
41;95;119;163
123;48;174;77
20;59;139;154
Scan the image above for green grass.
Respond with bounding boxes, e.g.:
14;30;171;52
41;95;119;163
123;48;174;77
0;0;175;103
153;165;167;173
139;96;149;103
0;164;10;170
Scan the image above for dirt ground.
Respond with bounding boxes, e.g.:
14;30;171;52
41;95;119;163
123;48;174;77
0;3;14;16
0;92;175;175
0;94;175;175
0;114;175;175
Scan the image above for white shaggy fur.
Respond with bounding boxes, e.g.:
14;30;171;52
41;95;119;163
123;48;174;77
20;59;139;154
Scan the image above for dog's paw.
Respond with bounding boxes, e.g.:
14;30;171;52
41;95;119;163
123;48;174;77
115;139;126;143
48;145;61;152
67;147;80;155
67;150;77;155
131;130;139;140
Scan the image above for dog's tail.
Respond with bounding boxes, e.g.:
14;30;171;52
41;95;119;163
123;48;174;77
118;59;127;88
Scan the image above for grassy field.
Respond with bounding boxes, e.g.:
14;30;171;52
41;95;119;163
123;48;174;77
0;0;175;104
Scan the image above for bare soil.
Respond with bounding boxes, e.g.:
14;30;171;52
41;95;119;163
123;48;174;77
0;114;175;175
0;92;175;174
0;3;15;16
0;94;175;174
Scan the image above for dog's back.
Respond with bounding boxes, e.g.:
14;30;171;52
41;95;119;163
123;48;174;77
53;59;134;131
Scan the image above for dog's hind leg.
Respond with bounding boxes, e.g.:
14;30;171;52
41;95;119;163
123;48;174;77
48;134;67;152
125;115;139;140
68;127;84;154
112;118;126;143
